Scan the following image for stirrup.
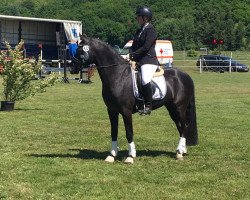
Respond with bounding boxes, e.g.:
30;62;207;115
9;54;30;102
140;106;151;115
138;108;144;114
137;104;144;114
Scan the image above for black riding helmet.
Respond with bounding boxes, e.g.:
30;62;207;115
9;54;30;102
135;6;152;21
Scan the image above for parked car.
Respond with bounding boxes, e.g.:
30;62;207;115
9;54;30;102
196;55;249;72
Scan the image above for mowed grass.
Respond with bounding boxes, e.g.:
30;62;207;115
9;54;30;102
0;69;249;200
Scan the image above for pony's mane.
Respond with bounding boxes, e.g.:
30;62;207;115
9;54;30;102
91;37;126;61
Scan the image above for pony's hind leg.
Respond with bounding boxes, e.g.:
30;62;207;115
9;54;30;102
176;137;187;160
177;104;188;160
166;103;187;160
105;109;119;163
174;95;198;159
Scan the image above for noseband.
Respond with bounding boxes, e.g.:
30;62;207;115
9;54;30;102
71;56;82;64
79;45;90;64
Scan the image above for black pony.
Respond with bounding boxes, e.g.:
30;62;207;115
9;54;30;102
73;34;198;163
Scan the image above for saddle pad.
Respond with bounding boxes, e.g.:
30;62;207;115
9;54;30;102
131;69;167;100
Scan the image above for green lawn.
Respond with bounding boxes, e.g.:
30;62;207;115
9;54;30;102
0;68;249;199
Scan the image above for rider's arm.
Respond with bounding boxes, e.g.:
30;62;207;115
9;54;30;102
129;28;157;61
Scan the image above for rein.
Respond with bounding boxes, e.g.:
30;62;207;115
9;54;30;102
97;62;128;69
73;56;128;69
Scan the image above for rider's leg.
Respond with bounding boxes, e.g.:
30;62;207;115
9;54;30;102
142;83;153;114
140;64;158;115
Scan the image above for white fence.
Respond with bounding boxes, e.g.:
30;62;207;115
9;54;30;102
198;58;234;73
196;58;250;73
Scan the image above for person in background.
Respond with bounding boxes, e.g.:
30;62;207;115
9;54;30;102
68;39;78;58
129;6;158;115
68;39;79;74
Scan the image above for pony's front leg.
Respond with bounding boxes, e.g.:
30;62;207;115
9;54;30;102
105;109;119;163
122;110;136;164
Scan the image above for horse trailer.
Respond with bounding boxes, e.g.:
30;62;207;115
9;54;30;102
0;14;82;67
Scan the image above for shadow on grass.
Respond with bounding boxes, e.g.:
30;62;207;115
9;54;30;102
29;149;175;161
15;108;45;111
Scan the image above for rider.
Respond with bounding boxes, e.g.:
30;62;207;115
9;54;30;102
129;6;158;115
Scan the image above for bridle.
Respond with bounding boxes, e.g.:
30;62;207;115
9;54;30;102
75;43;129;69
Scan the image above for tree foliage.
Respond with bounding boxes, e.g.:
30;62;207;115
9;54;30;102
0;0;249;50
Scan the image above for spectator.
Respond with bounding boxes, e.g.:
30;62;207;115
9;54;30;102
68;39;78;58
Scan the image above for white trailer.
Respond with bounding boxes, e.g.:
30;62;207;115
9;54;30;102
0;14;82;65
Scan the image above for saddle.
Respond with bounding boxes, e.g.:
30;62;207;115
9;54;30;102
131;62;167;101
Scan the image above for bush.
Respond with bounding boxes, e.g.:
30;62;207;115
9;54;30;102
0;40;58;101
187;49;198;57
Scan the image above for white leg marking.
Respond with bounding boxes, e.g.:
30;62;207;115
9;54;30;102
110;141;118;157
124;142;136;164
176;137;187;160
128;142;136;157
124;156;134;164
105;141;118;163
105;155;115;163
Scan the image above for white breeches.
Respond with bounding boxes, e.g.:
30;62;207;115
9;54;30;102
141;64;158;85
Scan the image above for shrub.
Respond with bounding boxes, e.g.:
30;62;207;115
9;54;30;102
186;49;198;57
0;40;58;102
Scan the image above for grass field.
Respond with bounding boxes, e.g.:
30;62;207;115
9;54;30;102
0;68;249;199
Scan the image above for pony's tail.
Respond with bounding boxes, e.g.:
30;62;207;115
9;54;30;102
185;95;198;146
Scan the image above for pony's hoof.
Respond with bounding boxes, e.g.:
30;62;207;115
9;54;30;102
176;151;184;160
124;156;134;164
105;155;115;163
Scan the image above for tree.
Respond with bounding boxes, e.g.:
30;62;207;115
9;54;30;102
0;0;249;50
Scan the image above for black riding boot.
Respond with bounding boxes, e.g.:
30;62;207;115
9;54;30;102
137;101;145;115
141;83;152;115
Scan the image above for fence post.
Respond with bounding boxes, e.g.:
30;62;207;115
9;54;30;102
63;48;69;83
58;61;61;75
229;58;232;73
199;58;202;73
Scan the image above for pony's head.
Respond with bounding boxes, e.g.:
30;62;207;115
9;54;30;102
73;34;127;70
72;34;95;69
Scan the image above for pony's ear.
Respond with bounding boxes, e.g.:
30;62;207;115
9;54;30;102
80;33;88;40
79;33;89;44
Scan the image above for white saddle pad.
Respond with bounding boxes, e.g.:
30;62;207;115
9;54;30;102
131;69;167;100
